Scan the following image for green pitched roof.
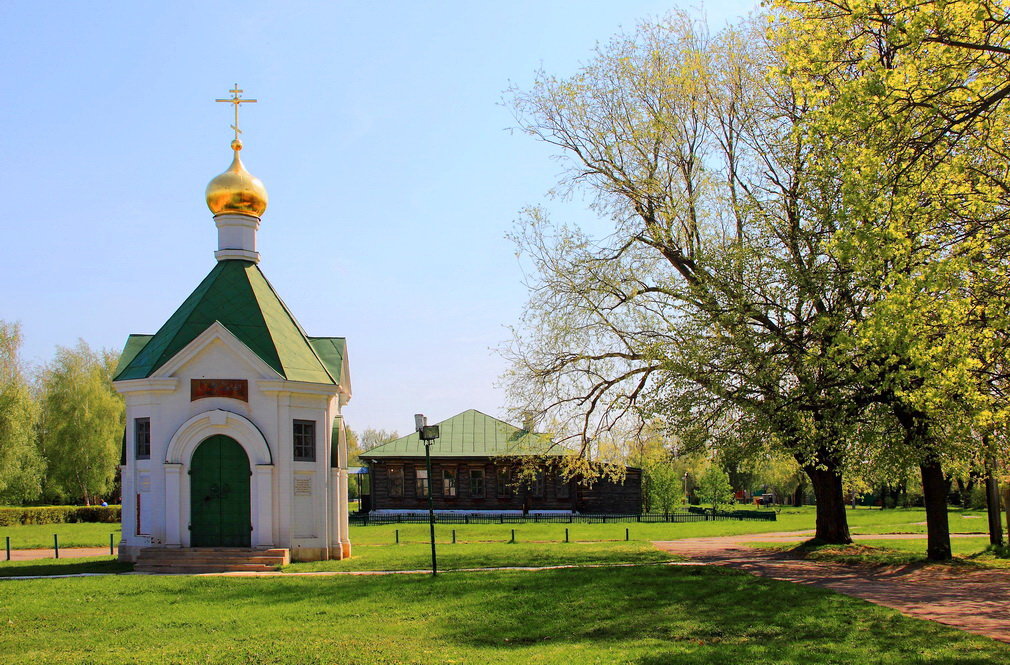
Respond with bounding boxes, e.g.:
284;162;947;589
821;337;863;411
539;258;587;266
361;409;558;459
115;260;336;384
115;334;153;376
309;337;346;385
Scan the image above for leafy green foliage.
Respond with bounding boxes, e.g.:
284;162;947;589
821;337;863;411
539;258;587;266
37;342;123;505
0;322;43;504
502;10;882;542
645;461;684;514
0;505;120;527
696;466;735;510
768;0;1010;559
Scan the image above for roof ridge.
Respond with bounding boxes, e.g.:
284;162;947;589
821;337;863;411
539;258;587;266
249;265;337;384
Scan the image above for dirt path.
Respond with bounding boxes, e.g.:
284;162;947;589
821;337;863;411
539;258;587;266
4;547;115;561
654;531;1010;643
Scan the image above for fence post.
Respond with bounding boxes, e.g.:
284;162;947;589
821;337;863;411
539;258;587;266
626;528;629;541
500;514;504;524
452;529;456;544
565;528;569;543
510;529;515;544
54;534;59;559
395;529;399;544
110;533;115;556
5;536;9;561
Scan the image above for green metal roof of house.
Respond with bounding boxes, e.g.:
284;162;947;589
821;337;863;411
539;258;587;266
361;409;558;459
114;260;338;384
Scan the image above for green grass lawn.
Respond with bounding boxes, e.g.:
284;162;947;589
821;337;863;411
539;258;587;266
2;564;1008;663
0;522;121;550
0;505;983;552
286;540;674;572
346;506;985;546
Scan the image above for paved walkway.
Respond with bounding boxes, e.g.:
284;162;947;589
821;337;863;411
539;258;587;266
653;531;1010;643
4;547;115;561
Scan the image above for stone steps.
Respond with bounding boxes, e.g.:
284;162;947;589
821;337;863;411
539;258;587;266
134;547;290;573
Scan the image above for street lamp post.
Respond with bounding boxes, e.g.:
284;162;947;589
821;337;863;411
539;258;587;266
415;414;440;576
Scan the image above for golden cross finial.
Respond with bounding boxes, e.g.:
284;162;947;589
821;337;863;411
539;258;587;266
215;84;257;141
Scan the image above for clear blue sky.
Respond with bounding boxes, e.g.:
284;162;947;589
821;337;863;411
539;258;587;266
0;0;757;435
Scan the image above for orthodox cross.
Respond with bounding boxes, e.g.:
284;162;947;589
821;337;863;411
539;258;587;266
215;84;257;141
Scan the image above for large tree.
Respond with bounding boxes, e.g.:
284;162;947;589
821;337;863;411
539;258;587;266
772;0;1010;559
0;322;44;504
503;14;874;543
37;342;124;505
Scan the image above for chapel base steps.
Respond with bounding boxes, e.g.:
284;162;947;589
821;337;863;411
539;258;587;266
133;547;290;573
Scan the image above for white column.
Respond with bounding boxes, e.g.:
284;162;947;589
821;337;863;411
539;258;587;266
276;395;292;546
329;468;339;552
164;463;183;546
253;464;275;547
337;468;351;558
120;465;136;543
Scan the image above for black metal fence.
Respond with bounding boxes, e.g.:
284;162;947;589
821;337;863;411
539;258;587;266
350;510;775;526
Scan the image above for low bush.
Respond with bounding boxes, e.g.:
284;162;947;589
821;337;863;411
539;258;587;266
0;505;120;526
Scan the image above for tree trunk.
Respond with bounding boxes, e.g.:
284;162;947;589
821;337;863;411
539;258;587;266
793;479;805;507
1003;486;1010;543
985;466;1003;546
803;463;851;544
920;459;952;561
955;477;970;509
893;403;951;561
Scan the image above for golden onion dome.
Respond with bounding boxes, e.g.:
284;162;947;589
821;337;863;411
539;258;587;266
205;139;268;217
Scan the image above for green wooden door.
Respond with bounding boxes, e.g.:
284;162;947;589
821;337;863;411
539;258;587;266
190;435;251;547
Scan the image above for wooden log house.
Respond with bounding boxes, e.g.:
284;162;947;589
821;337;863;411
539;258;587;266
360;410;642;514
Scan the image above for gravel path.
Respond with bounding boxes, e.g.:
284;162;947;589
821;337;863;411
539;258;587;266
654;531;1010;643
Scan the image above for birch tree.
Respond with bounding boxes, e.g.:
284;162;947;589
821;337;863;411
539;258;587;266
38;342;123;504
0;322;43;504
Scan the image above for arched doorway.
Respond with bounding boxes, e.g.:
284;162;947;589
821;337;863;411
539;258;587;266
190;435;251;547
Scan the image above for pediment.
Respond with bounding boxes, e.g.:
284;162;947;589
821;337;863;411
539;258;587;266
151;321;282;380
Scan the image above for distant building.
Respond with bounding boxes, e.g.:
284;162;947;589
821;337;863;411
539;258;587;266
360;409;641;514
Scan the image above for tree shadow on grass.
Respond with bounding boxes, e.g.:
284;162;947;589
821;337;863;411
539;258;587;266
434;565;1005;664
120;564;1008;664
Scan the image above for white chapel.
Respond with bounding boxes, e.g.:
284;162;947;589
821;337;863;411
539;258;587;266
113;89;352;563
